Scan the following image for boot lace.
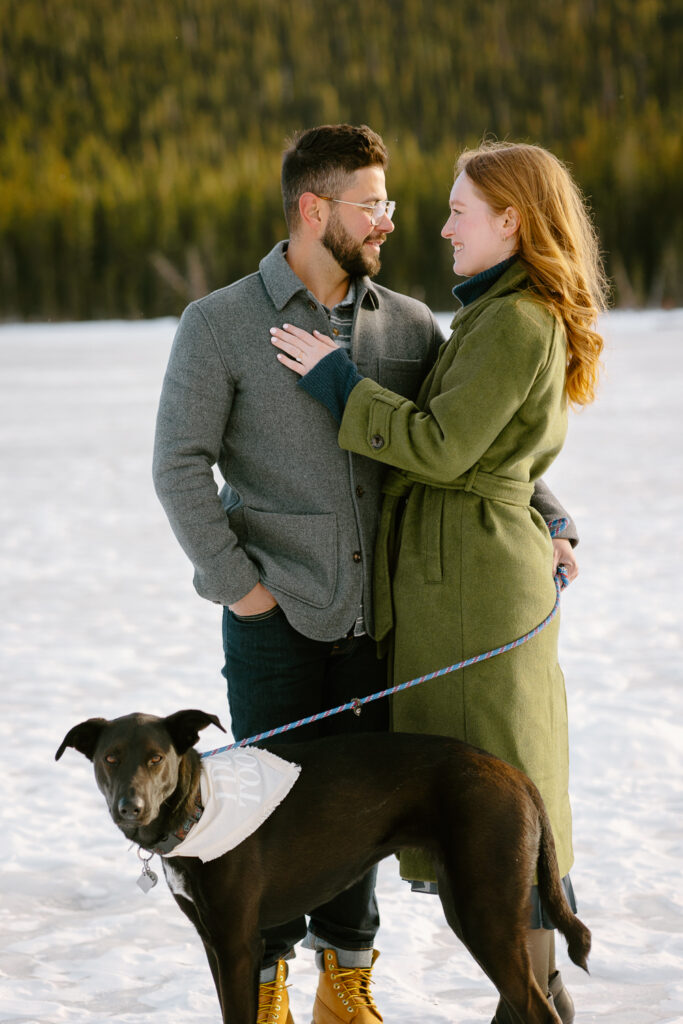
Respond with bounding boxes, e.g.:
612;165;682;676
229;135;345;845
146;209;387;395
330;964;380;1012
256;974;290;1024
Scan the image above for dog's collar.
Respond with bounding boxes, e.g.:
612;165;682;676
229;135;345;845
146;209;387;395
148;791;204;855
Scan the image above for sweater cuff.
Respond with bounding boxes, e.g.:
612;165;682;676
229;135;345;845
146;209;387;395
298;348;363;424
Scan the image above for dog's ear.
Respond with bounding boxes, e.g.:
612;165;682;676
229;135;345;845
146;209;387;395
55;718;109;762
163;710;226;754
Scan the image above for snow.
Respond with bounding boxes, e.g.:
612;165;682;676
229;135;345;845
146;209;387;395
1;309;682;1023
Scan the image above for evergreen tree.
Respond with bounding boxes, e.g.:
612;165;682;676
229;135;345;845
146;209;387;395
0;0;680;318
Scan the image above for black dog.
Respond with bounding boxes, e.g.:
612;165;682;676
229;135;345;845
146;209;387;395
56;709;590;1023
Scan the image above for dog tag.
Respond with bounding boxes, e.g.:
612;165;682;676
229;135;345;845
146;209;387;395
136;850;158;893
137;867;158;893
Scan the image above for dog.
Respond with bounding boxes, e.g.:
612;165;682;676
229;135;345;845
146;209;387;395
56;709;590;1023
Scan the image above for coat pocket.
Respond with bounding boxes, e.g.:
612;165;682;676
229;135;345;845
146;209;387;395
242;508;338;609
423;488;444;582
378;356;423;401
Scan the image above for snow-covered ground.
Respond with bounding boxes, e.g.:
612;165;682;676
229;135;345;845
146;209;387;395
0;309;682;1023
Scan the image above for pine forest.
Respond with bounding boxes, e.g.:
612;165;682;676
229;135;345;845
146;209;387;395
1;0;681;319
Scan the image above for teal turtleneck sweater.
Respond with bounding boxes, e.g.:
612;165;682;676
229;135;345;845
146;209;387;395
451;255;518;307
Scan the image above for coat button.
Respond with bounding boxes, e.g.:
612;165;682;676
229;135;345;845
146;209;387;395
370;434;384;450
308;300;316;311
356;485;364;497
352;551;362;563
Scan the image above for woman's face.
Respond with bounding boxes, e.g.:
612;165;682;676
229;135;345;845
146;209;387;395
441;171;517;278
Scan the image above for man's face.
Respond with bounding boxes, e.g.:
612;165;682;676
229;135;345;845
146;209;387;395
321;165;395;278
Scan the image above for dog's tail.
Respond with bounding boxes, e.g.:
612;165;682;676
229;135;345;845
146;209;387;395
531;782;591;973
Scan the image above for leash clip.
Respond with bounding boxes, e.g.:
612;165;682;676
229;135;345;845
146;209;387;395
350;698;362;717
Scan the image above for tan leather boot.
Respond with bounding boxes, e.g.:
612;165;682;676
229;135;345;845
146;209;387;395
257;959;294;1024
492;927;572;1023
491;993;558;1024
549;970;575;1024
312;949;383;1023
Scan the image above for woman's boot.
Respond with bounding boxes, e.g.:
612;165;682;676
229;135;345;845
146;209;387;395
548;970;575;1024
547;930;575;1023
491;927;556;1024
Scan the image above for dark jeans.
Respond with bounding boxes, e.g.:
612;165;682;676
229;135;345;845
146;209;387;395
221;605;388;968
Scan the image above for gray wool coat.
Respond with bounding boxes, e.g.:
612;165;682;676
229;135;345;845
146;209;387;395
153;242;576;642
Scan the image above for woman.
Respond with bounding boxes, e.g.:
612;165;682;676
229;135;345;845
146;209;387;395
271;141;607;1022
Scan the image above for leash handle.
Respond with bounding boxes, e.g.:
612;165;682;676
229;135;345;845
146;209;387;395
202;517;570;757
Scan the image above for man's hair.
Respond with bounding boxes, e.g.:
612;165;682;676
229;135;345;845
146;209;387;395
281;124;388;233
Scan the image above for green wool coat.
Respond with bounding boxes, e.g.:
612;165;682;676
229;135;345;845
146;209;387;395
338;263;574;881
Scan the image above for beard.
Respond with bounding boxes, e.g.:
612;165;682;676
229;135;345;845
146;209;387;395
321;213;382;278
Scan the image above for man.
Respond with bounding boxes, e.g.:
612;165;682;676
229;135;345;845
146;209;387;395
153;124;578;1024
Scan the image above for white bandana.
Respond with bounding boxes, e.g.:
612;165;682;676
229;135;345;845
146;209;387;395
163;747;301;863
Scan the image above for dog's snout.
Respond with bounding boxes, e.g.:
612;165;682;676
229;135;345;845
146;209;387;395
117;793;145;819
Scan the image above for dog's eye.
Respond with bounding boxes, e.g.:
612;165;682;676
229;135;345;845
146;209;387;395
104;754;118;765
149;754;163;766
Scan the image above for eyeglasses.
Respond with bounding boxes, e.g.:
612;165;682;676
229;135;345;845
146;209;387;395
317;196;396;225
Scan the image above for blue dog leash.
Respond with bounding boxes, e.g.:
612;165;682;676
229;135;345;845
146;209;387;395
135;518;571;886
202;518;571;757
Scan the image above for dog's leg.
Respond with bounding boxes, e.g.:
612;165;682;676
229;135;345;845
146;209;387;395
168;892;227;1014
184;885;263;1023
201;940;223;1006
164;878;252;1023
435;867;561;1024
174;857;268;1023
211;937;262;1024
178;910;262;1023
